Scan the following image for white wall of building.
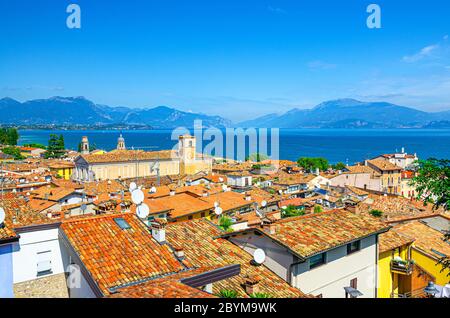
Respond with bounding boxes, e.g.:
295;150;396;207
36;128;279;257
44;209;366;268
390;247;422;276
292;236;378;298
330;173;381;192
12;227;65;284
230;232;378;298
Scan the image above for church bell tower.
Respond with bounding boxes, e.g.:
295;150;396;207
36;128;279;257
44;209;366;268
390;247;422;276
117;133;126;150
81;136;90;155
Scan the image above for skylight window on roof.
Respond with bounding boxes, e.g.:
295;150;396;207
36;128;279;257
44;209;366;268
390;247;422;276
114;217;131;230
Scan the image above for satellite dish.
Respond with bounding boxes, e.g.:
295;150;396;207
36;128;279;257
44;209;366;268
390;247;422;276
150;186;157;193
214;206;223;216
129;182;137;192
131;189;144;205
0;207;5;225
80;204;87;212
219;177;224;182
222;184;228;191
253;249;266;264
281;206;287;210
261;200;267;207
136;203;150;219
214;201;220;208
278;190;283;195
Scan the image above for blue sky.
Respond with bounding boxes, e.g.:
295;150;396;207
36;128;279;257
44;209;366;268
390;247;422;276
0;0;449;122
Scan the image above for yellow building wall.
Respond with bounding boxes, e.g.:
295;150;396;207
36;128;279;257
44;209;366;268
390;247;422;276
54;167;73;180
378;246;410;298
411;248;450;286
91;160;180;180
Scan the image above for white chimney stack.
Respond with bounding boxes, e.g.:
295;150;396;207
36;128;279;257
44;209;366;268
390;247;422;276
151;219;167;244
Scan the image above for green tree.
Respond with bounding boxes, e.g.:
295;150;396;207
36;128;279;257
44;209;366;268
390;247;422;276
218;290;238;298
218;216;233;232
44;134;66;159
1;146;25;160
369;209;383;217
332;162;346;170
411;159;449;211
0;128;19;146
281;205;305;218
314;205;323;213
411;158;450;277
297;157;329;172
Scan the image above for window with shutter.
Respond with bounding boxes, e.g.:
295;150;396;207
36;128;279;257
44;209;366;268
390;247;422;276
37;250;53;276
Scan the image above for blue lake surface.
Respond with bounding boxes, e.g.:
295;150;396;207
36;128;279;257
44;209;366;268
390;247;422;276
18;129;450;164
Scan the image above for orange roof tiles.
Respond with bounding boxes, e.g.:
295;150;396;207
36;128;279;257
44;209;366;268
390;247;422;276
393;221;450;259
367;159;402;172
0;195;56;241
165;219;309;298
81;150;176;164
378;229;414;253
264;209;389;257
357;194;442;222
109;267;219;298
60;213;185;295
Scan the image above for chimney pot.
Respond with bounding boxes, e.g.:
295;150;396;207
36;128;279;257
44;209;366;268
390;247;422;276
174;247;185;260
151;218;167;243
244;275;261;295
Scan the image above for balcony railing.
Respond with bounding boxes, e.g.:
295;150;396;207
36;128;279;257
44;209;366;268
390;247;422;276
390;259;414;275
390;288;427;298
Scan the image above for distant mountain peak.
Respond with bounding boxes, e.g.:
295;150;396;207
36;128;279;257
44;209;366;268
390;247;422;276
313;98;364;110
0;96;231;128
0;97;20;103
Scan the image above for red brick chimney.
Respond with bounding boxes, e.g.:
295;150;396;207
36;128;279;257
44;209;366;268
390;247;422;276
244;274;261;295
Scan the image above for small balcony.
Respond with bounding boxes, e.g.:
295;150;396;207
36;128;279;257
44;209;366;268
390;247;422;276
390;259;414;275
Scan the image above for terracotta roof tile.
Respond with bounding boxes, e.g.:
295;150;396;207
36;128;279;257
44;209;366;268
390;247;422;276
80;150;176;164
60;213;185;295
165;219;309;298
393;221;450;259
264;209;389;257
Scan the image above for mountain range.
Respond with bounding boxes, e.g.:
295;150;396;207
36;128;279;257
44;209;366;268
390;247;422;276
1;96;450;129
0;96;231;128
238;99;450;128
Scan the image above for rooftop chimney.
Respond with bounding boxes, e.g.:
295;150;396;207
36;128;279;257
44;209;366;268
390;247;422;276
151;218;167;244
173;247;185;260
244;274;261;295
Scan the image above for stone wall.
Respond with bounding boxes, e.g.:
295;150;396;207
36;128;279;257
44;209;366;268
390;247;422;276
14;273;69;298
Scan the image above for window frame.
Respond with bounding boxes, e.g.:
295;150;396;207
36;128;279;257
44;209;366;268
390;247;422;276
347;240;361;255
309;252;326;269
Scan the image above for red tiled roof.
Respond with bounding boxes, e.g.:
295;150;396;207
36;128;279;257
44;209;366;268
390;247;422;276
165;219;309;298
60;213;185;295
264;209;389;257
393;221;450;259
109;267;219;298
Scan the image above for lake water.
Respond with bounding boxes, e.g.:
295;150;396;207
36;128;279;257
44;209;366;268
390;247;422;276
18;129;450;164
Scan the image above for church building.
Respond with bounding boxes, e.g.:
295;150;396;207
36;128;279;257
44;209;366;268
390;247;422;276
73;134;212;182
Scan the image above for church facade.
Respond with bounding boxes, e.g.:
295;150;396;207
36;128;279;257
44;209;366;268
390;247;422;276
73;135;212;182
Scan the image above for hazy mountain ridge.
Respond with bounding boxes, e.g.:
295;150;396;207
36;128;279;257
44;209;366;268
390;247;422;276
1;97;450;129
239;98;450;128
0;96;232;128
